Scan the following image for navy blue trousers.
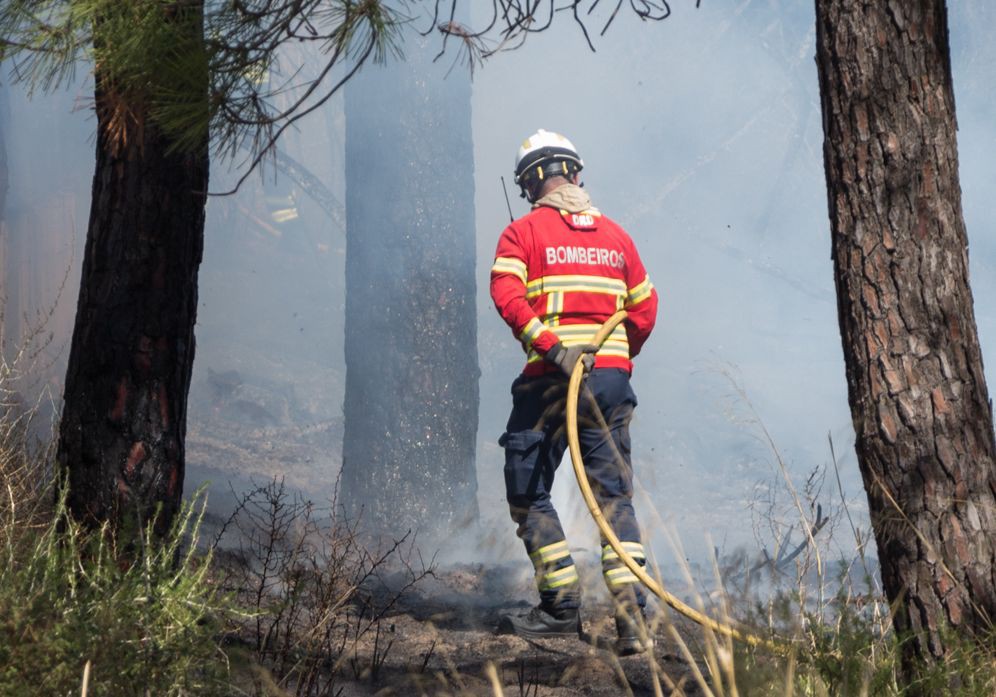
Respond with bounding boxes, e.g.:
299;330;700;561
501;368;646;611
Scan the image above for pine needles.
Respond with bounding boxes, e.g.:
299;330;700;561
0;0;403;184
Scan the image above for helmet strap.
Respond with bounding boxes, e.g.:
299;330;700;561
518;159;582;202
520;178;543;202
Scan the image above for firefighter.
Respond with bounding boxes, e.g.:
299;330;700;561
490;129;659;655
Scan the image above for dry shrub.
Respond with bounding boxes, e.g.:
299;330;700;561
214;476;433;696
0;303;63;541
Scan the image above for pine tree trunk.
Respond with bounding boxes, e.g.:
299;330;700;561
0;84;7;229
341;33;479;542
57;5;208;533
0;85;8;362
815;0;996;681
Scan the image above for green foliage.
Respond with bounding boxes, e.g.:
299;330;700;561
0;487;233;696
0;0;402;165
726;573;996;696
908;625;996;697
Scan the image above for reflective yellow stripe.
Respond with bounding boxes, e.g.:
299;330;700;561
626;275;654;305
545;566;578;582
604;567;640;586
525;324;630;361
530;540;570;564
491;257;528;283
543;576;579;590
545;292;564;322
526;275;627;299
518;318;546;347
560;208;602;218
549;324;627;341
596;339;630;351
602;542;646;563
535;549;570;565
539;564;579;590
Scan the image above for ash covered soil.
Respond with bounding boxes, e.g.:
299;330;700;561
184;367;712;695
317;564;705;697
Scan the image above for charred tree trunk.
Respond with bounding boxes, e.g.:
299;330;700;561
342;32;479;542
0;83;7;230
57;4;208;533
815;0;996;682
0;84;7;348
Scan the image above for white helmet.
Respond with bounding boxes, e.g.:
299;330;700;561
514;129;584;201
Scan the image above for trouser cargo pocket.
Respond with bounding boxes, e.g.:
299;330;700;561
500;429;548;503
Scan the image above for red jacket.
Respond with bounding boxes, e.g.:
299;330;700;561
490;202;658;376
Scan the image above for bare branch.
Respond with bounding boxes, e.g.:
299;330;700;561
433;0;678;62
1;0;685;189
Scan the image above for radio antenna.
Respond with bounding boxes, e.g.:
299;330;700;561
500;176;514;222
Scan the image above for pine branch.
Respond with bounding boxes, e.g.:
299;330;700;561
0;0;683;184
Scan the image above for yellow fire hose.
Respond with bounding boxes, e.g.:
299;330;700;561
566;310;784;652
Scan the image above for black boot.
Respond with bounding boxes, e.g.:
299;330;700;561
615;609;654;656
496;605;581;639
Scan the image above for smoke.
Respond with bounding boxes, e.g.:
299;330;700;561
471;0;996;570
472;2;850;568
2;2;996;577
0;79;90;415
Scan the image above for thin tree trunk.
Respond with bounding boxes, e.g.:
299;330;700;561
57;4;208;533
341;32;479;542
815;0;996;682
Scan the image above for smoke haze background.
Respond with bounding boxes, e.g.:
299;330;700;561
2;2;995;578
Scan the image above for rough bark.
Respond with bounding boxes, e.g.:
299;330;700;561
815;0;996;680
57;4;208;533
342;32;479;543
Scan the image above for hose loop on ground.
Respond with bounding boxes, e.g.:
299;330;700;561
566;310;785;653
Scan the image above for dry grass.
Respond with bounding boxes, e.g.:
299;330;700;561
1;307;993;695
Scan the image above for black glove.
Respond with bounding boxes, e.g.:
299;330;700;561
546;341;598;376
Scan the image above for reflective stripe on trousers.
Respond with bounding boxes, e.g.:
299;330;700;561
500;368;645;610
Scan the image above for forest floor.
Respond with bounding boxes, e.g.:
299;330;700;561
287;564;704;697
185;368;716;695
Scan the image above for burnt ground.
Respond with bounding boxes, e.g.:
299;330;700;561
186;369;715;696
215;554;713;696
323;566;709;697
